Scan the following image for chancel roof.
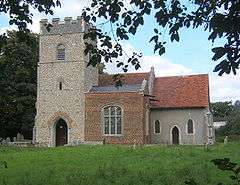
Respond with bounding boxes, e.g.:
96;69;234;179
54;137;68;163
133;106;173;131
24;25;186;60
151;74;209;108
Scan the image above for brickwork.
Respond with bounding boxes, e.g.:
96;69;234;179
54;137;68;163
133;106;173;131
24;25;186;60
85;92;149;144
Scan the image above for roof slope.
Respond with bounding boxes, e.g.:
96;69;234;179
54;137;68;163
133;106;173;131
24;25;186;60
151;74;209;108
89;84;142;93
99;72;150;86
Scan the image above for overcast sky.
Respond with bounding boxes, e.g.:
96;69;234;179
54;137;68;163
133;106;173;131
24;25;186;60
0;0;239;103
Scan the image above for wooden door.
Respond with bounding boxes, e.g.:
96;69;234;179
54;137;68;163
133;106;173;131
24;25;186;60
172;126;179;145
56;119;68;146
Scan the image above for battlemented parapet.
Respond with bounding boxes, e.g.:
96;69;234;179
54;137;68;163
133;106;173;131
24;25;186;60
40;16;90;35
36;16;98;147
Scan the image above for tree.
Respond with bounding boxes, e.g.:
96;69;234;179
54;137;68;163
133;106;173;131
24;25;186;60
82;0;240;75
0;31;38;139
0;0;61;56
212;100;240;137
0;0;60;31
211;101;233;122
222;104;240;136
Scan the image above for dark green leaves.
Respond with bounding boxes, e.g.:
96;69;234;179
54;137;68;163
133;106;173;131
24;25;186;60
0;0;61;31
212;47;228;61
149;35;158;43
0;31;37;139
211;158;240;185
82;0;240;75
170;33;180;42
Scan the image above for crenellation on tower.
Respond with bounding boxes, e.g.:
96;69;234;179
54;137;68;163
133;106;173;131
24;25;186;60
52;18;60;26
40;16;90;35
36;15;98;147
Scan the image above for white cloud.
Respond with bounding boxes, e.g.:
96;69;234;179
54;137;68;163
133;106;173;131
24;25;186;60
104;42;193;76
210;73;240;103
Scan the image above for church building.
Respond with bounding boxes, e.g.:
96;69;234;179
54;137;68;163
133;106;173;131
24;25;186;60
34;17;214;147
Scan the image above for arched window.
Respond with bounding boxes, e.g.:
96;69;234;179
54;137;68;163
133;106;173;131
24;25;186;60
57;44;65;60
103;106;122;135
187;119;194;134
154;120;161;134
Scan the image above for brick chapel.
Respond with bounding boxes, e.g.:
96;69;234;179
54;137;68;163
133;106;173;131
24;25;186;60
34;17;214;147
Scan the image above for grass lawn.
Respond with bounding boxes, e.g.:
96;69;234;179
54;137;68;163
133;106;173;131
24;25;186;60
0;142;240;185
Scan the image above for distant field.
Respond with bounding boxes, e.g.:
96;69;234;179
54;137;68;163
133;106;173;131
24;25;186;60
0;143;240;185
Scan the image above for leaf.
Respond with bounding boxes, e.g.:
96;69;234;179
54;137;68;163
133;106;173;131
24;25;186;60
129;26;136;35
124;15;131;26
159;47;165;55
117;62;124;67
135;62;141;70
154;29;158;34
212;47;227;61
149;35;158;43
139;17;144;25
170;33;179;42
154;44;160;53
56;0;61;7
92;16;96;22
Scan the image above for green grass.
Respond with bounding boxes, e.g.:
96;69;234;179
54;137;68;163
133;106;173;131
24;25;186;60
0;143;240;185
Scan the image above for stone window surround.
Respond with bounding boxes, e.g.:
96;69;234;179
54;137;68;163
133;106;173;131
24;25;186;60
186;119;195;135
57;43;66;61
101;105;123;136
154;120;161;134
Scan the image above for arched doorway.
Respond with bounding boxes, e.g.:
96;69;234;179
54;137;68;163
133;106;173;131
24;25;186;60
172;126;179;145
55;118;68;146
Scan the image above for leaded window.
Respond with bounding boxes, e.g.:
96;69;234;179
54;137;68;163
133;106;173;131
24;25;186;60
57;44;65;60
155;120;161;134
187;119;194;134
103;106;122;135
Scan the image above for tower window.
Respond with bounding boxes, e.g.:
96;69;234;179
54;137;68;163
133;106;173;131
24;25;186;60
57;44;65;60
59;82;62;90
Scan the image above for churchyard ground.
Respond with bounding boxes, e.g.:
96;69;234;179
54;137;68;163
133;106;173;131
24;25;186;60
0;142;240;185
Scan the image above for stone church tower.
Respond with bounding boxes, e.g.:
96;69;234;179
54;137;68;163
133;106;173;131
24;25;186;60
35;17;98;147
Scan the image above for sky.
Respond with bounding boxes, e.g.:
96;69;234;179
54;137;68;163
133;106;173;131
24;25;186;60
0;0;239;103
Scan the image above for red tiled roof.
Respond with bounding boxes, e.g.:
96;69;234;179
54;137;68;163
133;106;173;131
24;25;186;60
151;74;209;108
98;72;150;86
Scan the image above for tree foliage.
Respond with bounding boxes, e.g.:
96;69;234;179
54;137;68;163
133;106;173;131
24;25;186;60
0;0;60;31
211;101;234;122
0;31;38;139
212;101;240;137
82;0;240;75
